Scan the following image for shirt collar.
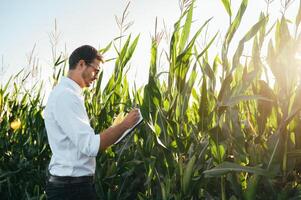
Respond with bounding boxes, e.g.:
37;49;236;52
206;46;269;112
61;76;82;94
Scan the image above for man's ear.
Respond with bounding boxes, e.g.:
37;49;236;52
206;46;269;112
77;60;86;70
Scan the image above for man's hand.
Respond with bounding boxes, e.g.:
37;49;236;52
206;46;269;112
99;108;141;151
121;109;141;129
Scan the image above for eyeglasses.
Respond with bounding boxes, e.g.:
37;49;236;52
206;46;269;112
86;63;101;73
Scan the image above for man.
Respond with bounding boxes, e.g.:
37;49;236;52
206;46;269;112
44;45;140;199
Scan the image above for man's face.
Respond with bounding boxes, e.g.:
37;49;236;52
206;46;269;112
81;59;101;88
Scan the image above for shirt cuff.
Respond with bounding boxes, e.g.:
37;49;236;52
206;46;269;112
90;133;100;157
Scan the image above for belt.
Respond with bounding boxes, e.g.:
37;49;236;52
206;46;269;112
48;174;95;184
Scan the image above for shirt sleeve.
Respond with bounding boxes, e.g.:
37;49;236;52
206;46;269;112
53;91;100;157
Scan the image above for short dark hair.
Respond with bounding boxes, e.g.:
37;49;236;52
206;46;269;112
68;45;104;70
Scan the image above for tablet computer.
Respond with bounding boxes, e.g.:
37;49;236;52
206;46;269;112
114;110;143;144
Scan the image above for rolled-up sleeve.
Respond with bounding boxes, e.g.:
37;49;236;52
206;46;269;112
53;92;100;157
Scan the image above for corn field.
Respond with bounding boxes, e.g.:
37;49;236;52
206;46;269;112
2;0;301;199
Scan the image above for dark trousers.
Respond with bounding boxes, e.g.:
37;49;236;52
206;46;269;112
45;181;98;200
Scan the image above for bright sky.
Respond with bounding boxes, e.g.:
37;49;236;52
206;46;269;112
0;0;298;90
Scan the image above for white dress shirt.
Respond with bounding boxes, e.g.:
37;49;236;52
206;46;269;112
44;76;100;177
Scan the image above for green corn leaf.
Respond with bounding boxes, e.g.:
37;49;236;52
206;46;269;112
119;35;131;59
196;32;218;61
55;58;66;67
115;35;131;75
203;161;270;178
3;76;12;93
14;68;25;79
211;141;226;163
258;12;268;49
170;6;190;57
54;54;62;67
178;0;194;52
55;68;62;83
149;39;158;79
217;74;232;104
199;75;209;131
224;95;272;108
220;0;232;17
99;42;112;54
244;175;260;200
226;0;248;45
180;64;197;118
222;0;248;71
122;34;140;67
232;17;266;74
204;61;216;87
182;155;196;195
177;17;212;63
95;71;103;96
